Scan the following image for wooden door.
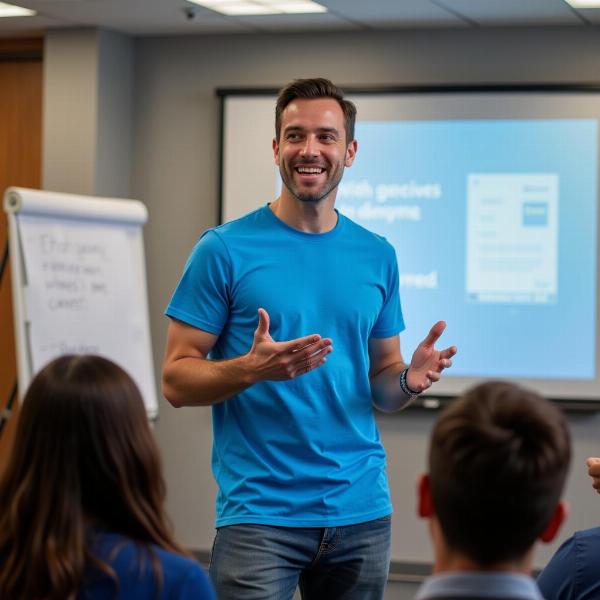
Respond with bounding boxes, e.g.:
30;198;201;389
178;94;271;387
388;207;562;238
0;38;43;473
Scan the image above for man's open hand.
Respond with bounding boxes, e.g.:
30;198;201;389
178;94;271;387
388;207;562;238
247;308;333;381
407;321;457;393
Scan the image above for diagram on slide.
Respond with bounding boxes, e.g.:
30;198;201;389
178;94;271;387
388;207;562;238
466;173;558;304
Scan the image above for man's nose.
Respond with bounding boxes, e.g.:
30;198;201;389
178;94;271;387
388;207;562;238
300;135;319;157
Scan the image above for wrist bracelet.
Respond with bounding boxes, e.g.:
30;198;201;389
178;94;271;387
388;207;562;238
400;367;421;397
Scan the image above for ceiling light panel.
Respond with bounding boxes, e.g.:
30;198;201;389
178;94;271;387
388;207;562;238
189;0;245;5
270;2;327;13
188;0;327;15
565;0;600;7
0;2;35;17
217;3;279;15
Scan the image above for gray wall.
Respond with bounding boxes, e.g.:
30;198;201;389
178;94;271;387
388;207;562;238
43;29;99;194
42;25;600;577
95;29;134;198
43;28;133;197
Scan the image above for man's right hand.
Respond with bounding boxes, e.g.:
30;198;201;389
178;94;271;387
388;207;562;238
162;309;332;407
587;457;600;494
247;308;333;381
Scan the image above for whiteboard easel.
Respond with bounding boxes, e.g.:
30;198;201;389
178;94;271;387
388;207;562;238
3;187;157;419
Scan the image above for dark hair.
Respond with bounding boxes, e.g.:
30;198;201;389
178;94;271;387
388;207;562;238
0;355;188;600
429;381;571;566
275;77;357;144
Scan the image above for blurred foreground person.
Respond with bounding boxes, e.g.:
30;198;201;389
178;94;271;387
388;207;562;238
416;381;571;600
0;354;215;600
537;457;600;600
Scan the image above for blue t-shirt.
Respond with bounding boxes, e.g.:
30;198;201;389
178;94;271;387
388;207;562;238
79;531;215;599
166;205;404;527
537;526;600;600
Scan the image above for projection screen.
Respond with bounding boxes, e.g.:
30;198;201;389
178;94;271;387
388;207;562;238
219;85;600;406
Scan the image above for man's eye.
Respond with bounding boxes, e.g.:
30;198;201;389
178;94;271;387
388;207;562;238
320;134;336;141
286;133;301;141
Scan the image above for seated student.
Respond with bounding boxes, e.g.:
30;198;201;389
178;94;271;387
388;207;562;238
415;381;571;600
0;354;216;600
537;458;600;600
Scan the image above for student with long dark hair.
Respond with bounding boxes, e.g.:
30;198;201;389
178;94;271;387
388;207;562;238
0;354;215;600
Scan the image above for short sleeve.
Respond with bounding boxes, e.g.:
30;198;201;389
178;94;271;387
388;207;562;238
537;535;576;600
165;230;232;336
370;242;404;339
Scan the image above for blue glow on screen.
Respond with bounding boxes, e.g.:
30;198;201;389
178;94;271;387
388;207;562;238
336;119;598;380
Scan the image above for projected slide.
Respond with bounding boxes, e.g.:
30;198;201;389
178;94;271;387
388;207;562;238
466;173;558;305
336;119;598;380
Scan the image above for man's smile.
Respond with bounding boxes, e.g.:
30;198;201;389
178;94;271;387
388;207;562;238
295;166;324;174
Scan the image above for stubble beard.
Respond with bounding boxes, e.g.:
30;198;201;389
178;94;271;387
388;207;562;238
280;163;345;204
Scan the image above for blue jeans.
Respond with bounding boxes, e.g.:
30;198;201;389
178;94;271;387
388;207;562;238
209;516;391;600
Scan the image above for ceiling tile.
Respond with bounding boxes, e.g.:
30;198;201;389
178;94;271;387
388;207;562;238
438;0;584;25
570;6;600;24
320;0;469;27
230;10;361;31
0;0;593;37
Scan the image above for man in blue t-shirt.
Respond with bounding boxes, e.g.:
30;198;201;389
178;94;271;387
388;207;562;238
163;77;457;600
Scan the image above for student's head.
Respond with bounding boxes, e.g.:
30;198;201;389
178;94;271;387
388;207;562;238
0;354;183;599
275;77;357;145
418;381;571;569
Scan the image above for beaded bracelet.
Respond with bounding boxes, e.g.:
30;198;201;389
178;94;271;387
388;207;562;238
399;367;421;397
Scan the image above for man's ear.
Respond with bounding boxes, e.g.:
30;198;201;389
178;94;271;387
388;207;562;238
273;137;280;166
539;500;569;543
418;473;434;519
345;140;357;167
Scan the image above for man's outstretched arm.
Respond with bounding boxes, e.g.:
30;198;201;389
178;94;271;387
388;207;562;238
369;321;456;413
162;308;333;407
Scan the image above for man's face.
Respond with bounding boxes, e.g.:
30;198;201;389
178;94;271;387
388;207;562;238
273;98;356;204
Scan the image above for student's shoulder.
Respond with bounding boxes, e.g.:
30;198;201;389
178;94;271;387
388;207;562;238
538;527;600;591
85;532;215;599
573;525;600;541
571;525;600;561
553;525;600;560
539;526;600;600
154;544;201;574
154;547;215;598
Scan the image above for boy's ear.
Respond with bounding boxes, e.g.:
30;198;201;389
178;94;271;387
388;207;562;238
418;473;434;518
539;500;568;543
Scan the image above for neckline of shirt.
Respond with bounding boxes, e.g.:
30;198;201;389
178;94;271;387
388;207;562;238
262;203;345;241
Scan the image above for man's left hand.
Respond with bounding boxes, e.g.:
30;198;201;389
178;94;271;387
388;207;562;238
406;321;457;393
